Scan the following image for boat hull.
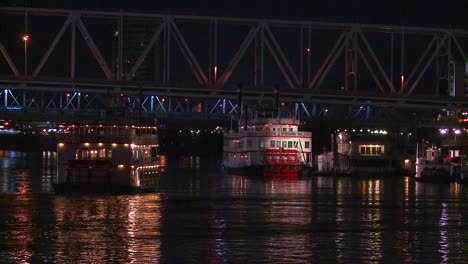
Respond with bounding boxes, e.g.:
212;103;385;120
223;165;311;177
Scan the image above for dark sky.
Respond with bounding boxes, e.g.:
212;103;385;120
5;0;468;29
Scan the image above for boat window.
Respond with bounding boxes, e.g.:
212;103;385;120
282;141;287;148
259;140;264;148
98;149;106;158
282;128;287;132
133;150;141;160
270;140;275;148
151;147;157;157
276;141;281;148
359;145;385;156
305;141;310;149
289;128;293;131
288;141;293;148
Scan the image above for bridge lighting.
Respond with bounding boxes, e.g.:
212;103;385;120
401;75;405;84
120;93;124;97
439;129;447;134
306;48;310;53
454;129;461;135
22;35;29;75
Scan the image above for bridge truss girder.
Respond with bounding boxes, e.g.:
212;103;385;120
0;81;466;124
0;7;466;98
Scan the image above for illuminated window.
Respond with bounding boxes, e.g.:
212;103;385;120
359;145;385;156
99;149;106;158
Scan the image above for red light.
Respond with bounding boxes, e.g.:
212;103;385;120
22;35;29;41
401;75;405;84
4;122;9;126
120;93;124;97
306;48;310;52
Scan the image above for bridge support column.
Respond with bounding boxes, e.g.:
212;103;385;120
4;89;7;107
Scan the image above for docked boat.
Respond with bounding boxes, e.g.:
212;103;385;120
223;117;313;177
54;99;163;194
415;144;462;183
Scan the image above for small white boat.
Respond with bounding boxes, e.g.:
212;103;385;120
415;144;461;183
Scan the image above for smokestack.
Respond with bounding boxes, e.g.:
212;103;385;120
237;84;245;132
274;85;280;118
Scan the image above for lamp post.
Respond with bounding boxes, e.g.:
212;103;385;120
22;34;29;75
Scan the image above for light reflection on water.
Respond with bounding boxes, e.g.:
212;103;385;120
0;152;466;263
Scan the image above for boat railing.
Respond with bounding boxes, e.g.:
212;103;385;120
224;131;311;137
131;156;159;166
57;134;132;143
57;134;158;144
130;135;158;145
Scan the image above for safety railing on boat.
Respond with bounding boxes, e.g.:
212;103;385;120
224;131;311;137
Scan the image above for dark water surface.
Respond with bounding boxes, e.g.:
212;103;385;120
0;151;466;263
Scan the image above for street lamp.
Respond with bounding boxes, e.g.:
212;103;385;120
22;34;29;75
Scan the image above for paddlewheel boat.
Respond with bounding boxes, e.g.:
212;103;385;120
223;117;313;177
54;99;163;194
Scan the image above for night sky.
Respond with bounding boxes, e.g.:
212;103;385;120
4;0;467;29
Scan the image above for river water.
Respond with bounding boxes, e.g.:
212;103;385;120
0;150;466;263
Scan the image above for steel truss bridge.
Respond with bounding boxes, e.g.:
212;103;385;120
0;7;467;122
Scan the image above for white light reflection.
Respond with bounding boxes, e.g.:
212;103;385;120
361;179;383;263
438;203;449;264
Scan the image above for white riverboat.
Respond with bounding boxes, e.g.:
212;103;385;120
223;117;313;177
